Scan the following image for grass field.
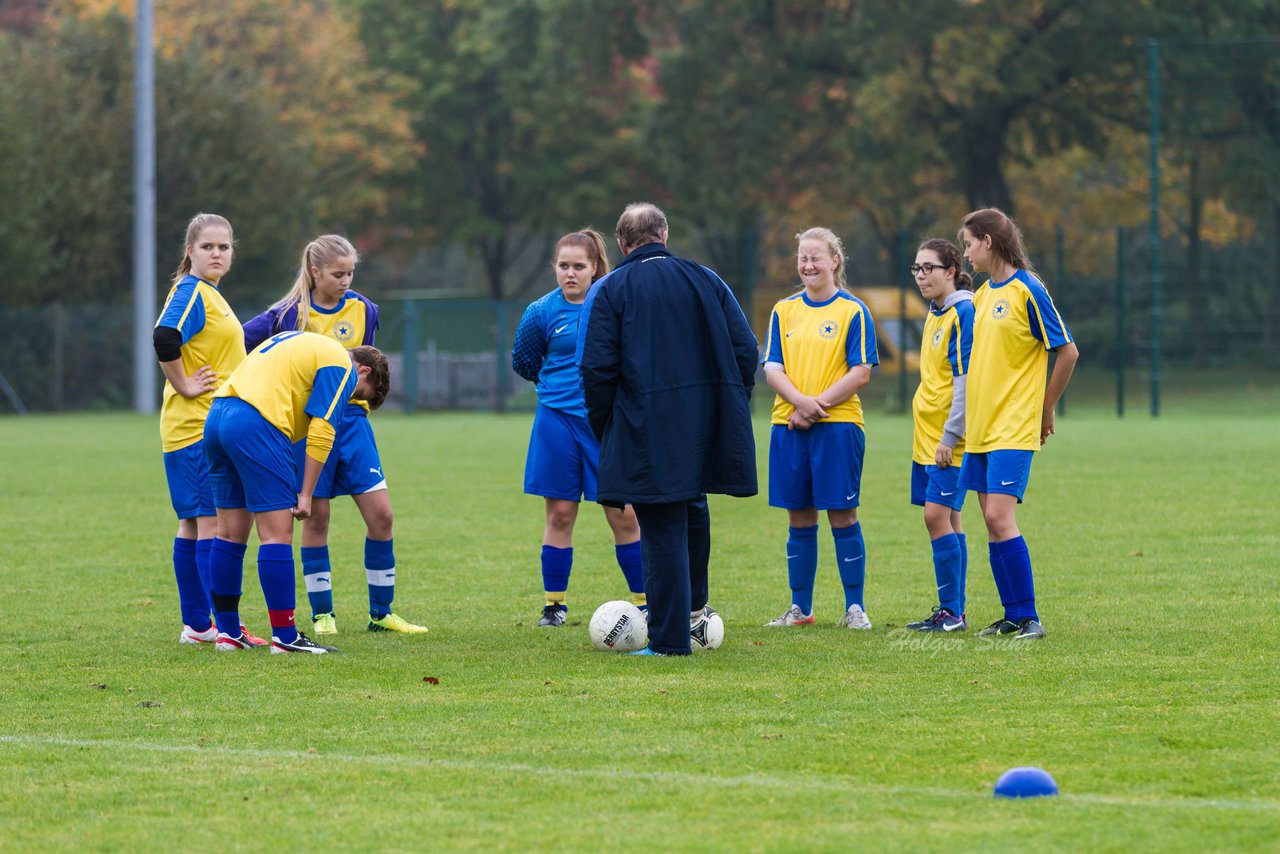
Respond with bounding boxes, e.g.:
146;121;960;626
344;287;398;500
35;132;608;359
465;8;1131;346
2;396;1278;851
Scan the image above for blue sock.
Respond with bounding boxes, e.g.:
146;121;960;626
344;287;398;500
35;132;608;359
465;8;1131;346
786;524;819;615
541;544;572;609
258;543;297;644
957;533;969;615
172;538;210;630
994;536;1037;622
988;540;1013;620
195;539;214;623
301;546;334;619
615;541;645;608
930;533;963;616
366;537;396;619
833;522;866;610
209;538;247;637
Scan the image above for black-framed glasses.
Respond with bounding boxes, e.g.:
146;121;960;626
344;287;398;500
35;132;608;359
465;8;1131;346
910;262;948;276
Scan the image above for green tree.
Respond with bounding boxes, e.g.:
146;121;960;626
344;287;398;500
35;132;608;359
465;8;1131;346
345;0;647;300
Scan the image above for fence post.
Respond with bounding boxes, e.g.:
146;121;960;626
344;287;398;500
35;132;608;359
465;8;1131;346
494;301;509;414
1055;226;1066;416
1148;38;1162;417
402;298;419;415
53;301;65;411
895;228;909;414
1116;227;1125;418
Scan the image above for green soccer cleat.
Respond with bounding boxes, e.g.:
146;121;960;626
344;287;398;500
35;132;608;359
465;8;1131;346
313;612;338;635
367;612;429;634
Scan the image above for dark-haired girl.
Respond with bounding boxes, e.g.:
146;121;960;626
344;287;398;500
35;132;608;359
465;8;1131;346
905;238;974;632
957;208;1078;640
511;229;643;627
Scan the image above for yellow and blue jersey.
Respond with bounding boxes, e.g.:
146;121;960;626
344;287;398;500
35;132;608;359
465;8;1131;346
912;295;975;464
966;270;1073;453
763;290;879;427
215;330;356;447
156;275;246;452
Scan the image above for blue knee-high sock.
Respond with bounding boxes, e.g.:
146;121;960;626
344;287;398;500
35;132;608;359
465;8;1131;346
931;533;963;616
787;524;819;615
301;546;333;619
541;544;572;609
195;539;214;621
833;522;867;610
209;538;248;637
988;540;1014;620
258;543;297;644
615;541;645;608
366;537;396;619
994;536;1037;622
957;533;969;615
173;538;210;630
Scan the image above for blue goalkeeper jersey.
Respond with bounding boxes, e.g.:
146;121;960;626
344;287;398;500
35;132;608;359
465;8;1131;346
511;287;587;417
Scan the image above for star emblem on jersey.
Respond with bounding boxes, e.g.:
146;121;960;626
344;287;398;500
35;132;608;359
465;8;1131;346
818;320;839;339
334;321;355;342
992;299;1010;319
932;329;943;347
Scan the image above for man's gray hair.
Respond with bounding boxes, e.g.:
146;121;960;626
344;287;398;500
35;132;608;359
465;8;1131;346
615;202;668;250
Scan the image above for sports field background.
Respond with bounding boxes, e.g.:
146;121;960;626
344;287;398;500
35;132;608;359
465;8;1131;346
1;387;1277;850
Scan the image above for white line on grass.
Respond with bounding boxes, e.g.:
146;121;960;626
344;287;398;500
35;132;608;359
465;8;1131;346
2;735;1276;814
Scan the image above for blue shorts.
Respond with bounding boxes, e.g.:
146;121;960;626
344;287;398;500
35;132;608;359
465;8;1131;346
294;404;386;499
163;441;216;519
524;404;600;501
910;461;965;511
203;397;297;513
768;422;865;510
958;449;1034;502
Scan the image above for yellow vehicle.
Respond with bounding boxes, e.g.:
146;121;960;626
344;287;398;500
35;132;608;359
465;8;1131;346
848;285;929;376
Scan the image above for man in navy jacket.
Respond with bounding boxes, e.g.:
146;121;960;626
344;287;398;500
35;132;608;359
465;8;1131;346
580;203;758;655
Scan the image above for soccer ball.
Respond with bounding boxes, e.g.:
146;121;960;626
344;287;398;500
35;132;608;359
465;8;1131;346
689;607;724;651
588;601;648;652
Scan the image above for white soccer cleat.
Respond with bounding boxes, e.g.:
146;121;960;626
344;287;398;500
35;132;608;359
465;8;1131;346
837;604;872;630
765;604;816;627
179;624;217;644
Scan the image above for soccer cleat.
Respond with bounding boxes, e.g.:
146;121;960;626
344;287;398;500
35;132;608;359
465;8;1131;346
313;613;338;635
978;618;1021;637
214;632;253;651
367;612;429;634
1014;618;1046;640
907;607;966;632
239;624;269;647
765;604;816;627
837;603;872;630
179;624;217;645
627;647;667;656
537;605;567;628
270;632;337;654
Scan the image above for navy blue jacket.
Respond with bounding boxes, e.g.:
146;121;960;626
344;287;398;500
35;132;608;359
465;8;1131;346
580;242;759;504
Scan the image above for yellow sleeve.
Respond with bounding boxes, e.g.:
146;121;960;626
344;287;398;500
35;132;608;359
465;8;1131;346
305;417;337;463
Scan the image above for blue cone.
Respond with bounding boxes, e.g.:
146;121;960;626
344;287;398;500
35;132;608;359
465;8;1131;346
994;766;1058;798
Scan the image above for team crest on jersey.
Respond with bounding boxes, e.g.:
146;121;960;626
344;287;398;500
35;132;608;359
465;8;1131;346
818;319;839;339
334;321;355;342
992;299;1011;320
932;329;944;348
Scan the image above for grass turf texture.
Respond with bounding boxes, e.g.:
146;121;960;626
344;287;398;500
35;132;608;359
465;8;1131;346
2;392;1277;850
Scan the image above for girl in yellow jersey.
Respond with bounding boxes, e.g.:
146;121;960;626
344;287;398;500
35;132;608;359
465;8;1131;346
762;228;878;630
905;238;975;633
153;213;265;647
243;236;427;636
957;208;1078;641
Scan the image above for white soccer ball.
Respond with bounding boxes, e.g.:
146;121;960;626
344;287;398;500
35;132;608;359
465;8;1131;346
689;608;724;651
589;600;648;652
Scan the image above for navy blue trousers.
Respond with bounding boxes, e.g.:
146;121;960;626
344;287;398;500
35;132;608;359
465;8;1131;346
632;496;710;655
